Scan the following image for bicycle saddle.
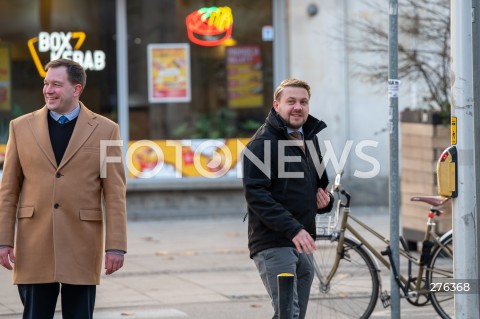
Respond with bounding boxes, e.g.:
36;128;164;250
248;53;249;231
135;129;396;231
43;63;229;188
410;195;451;207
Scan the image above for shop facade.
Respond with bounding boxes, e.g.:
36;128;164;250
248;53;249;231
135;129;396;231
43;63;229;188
0;1;394;218
0;0;291;218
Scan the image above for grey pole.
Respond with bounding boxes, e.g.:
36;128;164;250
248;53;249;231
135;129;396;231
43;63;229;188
273;0;289;86
388;0;401;318
116;0;130;166
472;0;480;311
451;0;479;317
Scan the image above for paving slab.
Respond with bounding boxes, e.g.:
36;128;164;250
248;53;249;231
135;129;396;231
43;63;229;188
0;206;398;319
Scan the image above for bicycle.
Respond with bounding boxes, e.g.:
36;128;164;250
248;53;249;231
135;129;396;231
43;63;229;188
307;172;454;318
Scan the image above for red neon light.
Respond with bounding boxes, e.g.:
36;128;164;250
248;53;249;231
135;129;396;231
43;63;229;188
186;6;233;47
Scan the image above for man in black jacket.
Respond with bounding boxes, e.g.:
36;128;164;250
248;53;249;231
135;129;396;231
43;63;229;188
243;78;333;319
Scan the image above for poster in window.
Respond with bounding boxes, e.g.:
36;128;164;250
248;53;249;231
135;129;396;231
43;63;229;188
147;43;191;103
0;45;11;111
127;138;249;179
227;45;263;108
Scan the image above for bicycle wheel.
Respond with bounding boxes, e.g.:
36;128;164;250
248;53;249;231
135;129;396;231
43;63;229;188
307;235;380;319
427;232;454;319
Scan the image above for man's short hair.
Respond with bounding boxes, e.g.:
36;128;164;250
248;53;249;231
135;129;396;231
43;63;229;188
45;59;87;91
273;78;311;102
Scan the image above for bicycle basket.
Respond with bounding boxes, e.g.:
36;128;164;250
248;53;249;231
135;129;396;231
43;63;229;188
315;199;341;236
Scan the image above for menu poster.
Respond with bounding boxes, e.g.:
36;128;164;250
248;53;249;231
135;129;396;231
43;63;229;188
226;45;263;108
0;45;11;111
148;43;191;103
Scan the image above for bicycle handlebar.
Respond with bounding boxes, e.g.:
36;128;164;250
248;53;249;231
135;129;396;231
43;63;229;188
340;189;351;207
332;172;351;207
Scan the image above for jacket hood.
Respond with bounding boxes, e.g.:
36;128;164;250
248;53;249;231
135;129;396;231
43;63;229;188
265;107;327;139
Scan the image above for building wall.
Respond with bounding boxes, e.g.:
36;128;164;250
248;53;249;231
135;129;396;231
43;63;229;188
286;0;423;205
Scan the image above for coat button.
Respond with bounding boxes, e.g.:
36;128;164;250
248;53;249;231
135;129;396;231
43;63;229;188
54;203;60;209
55;172;62;178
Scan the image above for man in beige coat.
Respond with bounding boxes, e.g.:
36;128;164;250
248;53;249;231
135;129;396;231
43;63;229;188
0;59;127;319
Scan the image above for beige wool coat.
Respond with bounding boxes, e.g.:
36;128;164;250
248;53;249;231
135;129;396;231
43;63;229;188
0;103;127;285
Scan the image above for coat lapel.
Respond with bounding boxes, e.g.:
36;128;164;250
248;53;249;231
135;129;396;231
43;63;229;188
27;106;57;168
58;103;98;170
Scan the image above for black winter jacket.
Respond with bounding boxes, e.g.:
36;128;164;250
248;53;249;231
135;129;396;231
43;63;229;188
243;108;333;258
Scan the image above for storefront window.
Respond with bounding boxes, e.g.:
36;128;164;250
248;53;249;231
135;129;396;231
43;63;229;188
127;0;273;140
0;0;118;144
0;0;274;179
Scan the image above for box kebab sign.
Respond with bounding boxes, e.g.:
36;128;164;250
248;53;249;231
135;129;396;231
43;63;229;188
28;31;106;77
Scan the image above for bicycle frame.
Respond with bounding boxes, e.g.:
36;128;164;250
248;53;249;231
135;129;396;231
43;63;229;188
321;204;453;297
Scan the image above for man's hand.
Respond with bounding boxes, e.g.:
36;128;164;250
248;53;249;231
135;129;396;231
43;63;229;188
105;253;124;275
292;229;316;254
317;187;331;209
0;247;14;270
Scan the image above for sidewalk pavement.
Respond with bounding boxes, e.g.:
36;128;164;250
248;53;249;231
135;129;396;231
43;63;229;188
0;206;438;318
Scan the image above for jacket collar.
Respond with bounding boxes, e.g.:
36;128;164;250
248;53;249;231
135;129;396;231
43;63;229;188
265;107;327;139
57;102;98;170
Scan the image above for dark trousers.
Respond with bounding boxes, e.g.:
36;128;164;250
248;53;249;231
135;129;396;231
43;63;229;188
18;283;96;319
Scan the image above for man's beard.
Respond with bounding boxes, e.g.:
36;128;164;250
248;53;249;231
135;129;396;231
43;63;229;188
287;113;305;129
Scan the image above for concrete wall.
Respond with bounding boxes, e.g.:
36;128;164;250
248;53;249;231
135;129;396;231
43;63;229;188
126;178;247;220
125;175;387;220
127;188;247;220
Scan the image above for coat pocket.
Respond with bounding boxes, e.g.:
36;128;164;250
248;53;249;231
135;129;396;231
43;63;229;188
17;206;34;219
82;147;100;153
79;209;103;221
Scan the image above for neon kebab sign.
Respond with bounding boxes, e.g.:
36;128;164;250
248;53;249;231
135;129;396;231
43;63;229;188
186;6;233;46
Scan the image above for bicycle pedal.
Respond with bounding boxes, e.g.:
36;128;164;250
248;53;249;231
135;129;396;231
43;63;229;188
380;290;391;308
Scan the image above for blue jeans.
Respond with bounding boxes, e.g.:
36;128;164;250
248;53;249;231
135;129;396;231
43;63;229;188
253;247;314;319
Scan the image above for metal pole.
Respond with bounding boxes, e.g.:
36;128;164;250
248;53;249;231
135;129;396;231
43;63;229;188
116;0;129;165
343;0;352;177
273;0;289;86
472;0;480;311
277;273;294;319
451;0;479;317
387;0;401;318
